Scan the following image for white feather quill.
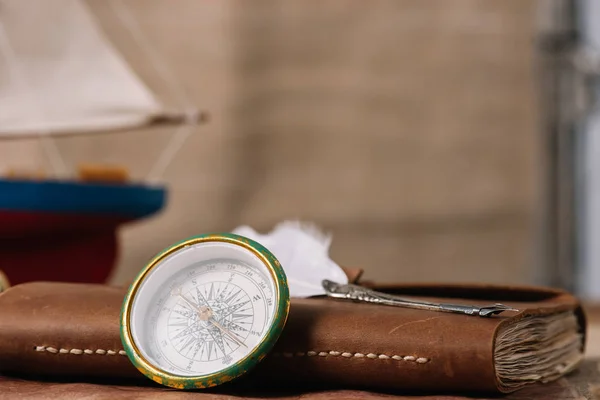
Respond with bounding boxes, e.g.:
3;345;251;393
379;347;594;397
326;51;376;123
232;221;348;298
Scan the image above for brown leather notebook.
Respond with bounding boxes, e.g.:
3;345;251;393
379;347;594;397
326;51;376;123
0;280;587;394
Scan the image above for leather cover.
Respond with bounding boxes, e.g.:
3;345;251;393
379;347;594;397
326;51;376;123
0;279;587;394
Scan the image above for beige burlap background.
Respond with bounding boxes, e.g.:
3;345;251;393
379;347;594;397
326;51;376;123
0;0;540;285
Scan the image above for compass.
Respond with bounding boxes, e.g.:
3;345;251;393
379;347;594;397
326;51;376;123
120;233;290;389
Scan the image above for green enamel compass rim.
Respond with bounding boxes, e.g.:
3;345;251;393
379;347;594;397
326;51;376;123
120;233;290;389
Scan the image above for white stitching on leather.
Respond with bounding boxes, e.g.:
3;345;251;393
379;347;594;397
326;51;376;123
35;345;429;363
33;345;430;364
34;346;126;356
271;351;429;364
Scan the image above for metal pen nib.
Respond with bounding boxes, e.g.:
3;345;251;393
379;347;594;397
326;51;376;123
322;280;519;318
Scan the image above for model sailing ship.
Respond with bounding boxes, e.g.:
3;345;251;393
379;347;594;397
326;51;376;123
0;0;205;286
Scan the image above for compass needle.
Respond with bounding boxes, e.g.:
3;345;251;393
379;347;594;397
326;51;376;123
223;319;248;334
208;318;248;349
121;234;289;389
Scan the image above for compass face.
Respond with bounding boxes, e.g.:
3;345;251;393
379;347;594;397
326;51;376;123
150;260;273;376
122;235;289;388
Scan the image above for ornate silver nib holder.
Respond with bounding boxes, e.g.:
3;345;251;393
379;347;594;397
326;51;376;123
322;280;519;317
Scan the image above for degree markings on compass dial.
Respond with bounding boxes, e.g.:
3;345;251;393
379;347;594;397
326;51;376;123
148;259;274;376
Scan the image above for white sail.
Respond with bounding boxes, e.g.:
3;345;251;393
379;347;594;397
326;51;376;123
0;0;170;137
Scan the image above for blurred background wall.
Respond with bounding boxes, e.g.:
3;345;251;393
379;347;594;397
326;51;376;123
0;0;542;285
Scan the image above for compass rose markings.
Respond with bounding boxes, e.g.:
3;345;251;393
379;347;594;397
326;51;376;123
223;336;235;351
171;324;202;340
219;300;250;318
222;335;242;350
218;285;235;302
224;289;241;304
207;340;214;360
168;320;189;327
205;324;227;356
178;335;197;355
199;341;206;360
207;282;215;301
215;286;226;301
232;313;252;321
195;287;210;307
173;308;194;319
164;279;261;363
223;319;249;333
189;341;202;359
178;300;199;313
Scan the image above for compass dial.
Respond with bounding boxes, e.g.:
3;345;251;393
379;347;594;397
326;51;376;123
121;234;289;389
151;260;273;375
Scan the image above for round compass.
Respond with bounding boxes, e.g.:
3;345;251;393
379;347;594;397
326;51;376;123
120;233;290;389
